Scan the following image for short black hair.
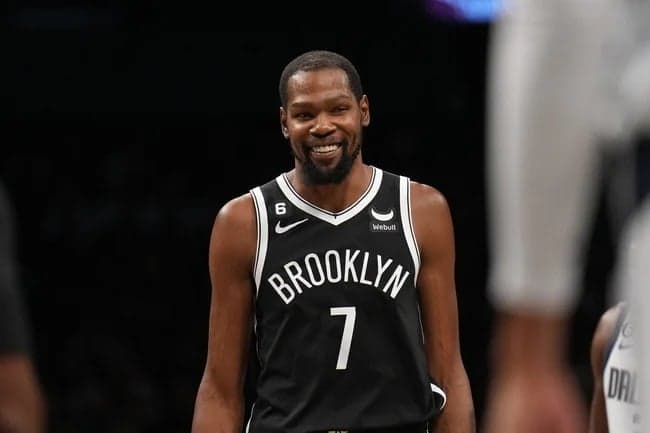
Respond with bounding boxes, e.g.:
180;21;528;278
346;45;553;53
278;50;364;108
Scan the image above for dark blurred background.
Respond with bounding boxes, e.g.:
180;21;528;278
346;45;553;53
5;1;614;432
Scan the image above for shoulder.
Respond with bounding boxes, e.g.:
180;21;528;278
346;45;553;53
408;180;450;215
376;167;453;237
214;192;256;228
407;180;454;259
211;174;281;242
591;303;624;373
408;180;453;233
209;192;257;262
216;192;255;224
593;303;624;351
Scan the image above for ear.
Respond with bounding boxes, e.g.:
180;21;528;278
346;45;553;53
360;95;370;127
279;107;289;139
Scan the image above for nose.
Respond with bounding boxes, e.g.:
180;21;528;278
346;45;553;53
310;113;336;137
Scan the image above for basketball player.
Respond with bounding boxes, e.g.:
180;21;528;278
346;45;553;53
481;0;650;432
588;302;640;433
601;198;650;433
191;50;475;433
0;180;46;433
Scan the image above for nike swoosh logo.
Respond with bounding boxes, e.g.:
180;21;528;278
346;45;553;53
370;208;394;222
275;218;309;234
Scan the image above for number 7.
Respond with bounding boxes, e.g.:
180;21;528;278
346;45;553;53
330;306;356;370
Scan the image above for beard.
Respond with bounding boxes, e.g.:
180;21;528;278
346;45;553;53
293;138;361;185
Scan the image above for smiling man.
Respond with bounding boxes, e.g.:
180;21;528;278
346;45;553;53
191;50;475;433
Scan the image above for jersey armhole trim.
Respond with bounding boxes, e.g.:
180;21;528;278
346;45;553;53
250;187;268;295
431;382;447;411
244;402;255;433
399;176;421;286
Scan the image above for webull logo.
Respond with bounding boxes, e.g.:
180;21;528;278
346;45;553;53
370;222;397;232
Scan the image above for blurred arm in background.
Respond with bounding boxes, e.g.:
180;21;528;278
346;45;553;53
0;181;46;433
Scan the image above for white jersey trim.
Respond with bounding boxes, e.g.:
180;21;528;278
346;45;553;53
250;187;268;294
244;402;255;433
275;167;383;226
431;382;447;410
399;176;421;286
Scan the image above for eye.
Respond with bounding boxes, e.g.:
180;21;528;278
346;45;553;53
294;112;313;120
333;106;349;113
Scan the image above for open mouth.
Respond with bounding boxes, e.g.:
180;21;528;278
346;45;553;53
310;143;342;154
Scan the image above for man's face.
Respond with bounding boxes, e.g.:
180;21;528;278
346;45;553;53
280;68;370;185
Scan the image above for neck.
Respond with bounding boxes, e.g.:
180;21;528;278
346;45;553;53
289;160;371;213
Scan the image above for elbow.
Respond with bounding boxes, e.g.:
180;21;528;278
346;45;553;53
192;375;246;433
193;372;245;415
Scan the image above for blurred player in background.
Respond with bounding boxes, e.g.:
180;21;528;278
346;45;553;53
588;301;639;433
481;0;650;432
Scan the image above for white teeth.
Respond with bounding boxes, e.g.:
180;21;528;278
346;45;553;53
312;144;339;153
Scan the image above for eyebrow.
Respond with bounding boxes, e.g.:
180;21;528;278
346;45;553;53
289;95;354;109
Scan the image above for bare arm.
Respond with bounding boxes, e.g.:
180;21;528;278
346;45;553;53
191;194;257;433
411;183;475;433
481;312;587;433
588;305;621;433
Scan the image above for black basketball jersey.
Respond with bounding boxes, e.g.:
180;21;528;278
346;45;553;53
245;166;446;433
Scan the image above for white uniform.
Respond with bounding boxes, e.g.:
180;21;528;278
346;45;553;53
614;199;650;432
603;305;641;433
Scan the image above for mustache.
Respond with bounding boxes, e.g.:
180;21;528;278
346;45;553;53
304;138;347;149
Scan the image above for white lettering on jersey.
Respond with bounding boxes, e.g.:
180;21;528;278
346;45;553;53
383;264;410;299
344;249;360;283
324;250;342;283
267;249;411;304
374;255;393;287
305;253;325;286
268;274;295;304
284;261;311;294
359;252;373;285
